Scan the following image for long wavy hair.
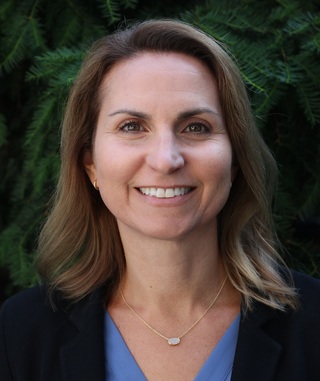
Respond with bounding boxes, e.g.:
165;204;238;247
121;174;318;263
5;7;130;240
37;19;297;310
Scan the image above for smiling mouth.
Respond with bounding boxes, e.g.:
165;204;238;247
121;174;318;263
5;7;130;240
138;187;193;198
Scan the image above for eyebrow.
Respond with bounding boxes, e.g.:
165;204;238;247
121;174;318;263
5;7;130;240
108;107;221;120
108;109;150;119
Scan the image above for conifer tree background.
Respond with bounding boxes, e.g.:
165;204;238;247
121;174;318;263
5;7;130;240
1;0;319;302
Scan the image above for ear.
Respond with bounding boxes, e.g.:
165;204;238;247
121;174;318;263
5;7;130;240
83;150;97;184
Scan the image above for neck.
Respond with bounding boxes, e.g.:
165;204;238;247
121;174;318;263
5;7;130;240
116;221;226;314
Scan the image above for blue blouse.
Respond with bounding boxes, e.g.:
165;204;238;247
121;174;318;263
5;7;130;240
104;311;240;380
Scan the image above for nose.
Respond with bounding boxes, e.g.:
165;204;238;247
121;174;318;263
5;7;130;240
146;131;185;174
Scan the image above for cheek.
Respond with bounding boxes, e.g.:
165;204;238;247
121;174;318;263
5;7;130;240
205;147;233;183
96;168;127;219
93;143;138;201
94;142;122;181
202;149;234;208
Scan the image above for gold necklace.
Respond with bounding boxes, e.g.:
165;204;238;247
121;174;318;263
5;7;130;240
120;276;227;346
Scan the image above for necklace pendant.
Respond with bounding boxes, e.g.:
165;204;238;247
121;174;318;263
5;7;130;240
168;337;181;346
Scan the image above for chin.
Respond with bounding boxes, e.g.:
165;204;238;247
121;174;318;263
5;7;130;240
138;221;201;241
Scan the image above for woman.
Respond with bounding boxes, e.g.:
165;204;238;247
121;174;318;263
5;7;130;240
1;19;319;381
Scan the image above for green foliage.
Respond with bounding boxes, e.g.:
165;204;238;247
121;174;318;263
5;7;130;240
1;0;319;299
98;0;139;26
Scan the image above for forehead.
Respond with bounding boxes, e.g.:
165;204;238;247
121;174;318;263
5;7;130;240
110;51;211;73
99;52;219;107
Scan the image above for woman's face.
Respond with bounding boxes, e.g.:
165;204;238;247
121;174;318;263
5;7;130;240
84;52;236;241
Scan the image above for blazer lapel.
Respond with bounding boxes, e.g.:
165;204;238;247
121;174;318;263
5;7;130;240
231;303;283;381
59;289;106;381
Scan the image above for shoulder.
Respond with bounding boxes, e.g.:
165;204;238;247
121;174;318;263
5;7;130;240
0;284;106;327
0;285;69;340
1;286;106;380
1;285;60;316
241;270;320;349
0;284;107;334
0;286;66;380
243;270;320;329
234;271;320;380
1;285;49;313
291;268;320;289
261;270;320;335
274;271;320;372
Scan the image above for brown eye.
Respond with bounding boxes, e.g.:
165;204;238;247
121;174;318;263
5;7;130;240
184;123;210;134
120;121;144;132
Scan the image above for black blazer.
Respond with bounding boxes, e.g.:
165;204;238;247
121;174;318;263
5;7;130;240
1;271;320;380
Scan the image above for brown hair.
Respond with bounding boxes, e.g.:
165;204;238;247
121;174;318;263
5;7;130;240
37;19;297;310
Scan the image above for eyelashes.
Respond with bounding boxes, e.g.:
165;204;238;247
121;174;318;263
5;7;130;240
183;122;211;134
119;120;212;135
119;121;144;133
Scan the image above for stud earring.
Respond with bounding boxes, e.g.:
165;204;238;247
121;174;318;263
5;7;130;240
93;180;99;190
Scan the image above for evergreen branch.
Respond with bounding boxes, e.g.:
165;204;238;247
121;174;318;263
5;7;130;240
51;1;105;45
291;54;320;85
276;0;301;12
33;155;60;196
48;64;80;90
26;47;84;81
253;83;286;116
295;83;320;126
0;223;39;288
239;69;266;93
99;0;121;25
106;0;120;23
0;21;29;74
28;16;45;49
121;0;138;9
284;12;316;35
273;58;304;84
53;11;82;47
24;97;57;148
0;0;41;74
306;33;320;53
0;0;13;21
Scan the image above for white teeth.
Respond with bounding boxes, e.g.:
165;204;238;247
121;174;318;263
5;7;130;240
139;187;191;198
165;188;175;198
156;188;165;198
